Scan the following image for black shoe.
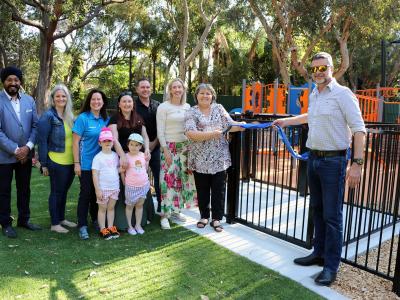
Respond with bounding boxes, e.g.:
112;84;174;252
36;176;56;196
294;253;324;266
315;269;337;286
2;225;17;238
17;222;42;231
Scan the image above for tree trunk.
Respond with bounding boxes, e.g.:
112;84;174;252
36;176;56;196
0;42;7;68
35;32;53;115
152;58;156;92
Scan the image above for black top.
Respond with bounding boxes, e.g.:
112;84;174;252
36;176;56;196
109;114;142;152
135;98;160;142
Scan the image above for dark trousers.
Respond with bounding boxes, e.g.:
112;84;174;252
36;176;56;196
77;170;98;228
308;155;347;273
149;146;161;213
47;159;75;225
193;170;226;221
0;161;32;227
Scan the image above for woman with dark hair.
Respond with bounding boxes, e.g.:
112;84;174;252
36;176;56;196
185;83;245;232
72;89;109;239
108;92;151;231
38;84;76;233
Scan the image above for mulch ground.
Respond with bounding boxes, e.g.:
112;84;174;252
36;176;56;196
332;237;400;299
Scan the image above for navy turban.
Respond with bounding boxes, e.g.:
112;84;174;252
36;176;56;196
0;66;23;83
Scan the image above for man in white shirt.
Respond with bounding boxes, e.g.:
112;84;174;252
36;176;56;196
273;52;366;285
0;66;41;238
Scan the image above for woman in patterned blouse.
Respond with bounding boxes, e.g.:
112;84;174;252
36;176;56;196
185;84;245;232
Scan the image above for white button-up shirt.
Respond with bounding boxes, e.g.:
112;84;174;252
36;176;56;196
306;78;366;151
4;90;34;151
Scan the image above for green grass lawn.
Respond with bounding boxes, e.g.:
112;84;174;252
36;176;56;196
0;168;322;300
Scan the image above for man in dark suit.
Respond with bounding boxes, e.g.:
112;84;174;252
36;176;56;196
0;66;41;238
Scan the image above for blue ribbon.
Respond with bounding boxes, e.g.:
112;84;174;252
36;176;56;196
231;123;352;160
230;122;310;160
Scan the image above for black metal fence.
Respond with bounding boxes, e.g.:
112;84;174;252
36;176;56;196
226;114;313;249
225;115;400;295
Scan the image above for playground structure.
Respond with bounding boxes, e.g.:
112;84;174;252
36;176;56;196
241;79;400;123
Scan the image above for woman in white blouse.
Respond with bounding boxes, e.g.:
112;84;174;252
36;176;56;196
156;78;197;229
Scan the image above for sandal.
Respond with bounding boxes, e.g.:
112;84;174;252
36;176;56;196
210;220;223;233
196;219;209;229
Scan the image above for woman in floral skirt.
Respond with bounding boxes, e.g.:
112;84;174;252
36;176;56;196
156;78;197;229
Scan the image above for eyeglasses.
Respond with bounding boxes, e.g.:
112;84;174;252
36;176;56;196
309;65;330;73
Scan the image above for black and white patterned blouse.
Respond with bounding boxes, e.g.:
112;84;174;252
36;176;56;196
184;103;233;174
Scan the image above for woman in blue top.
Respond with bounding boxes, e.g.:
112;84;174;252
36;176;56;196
38;84;76;234
72;89;109;240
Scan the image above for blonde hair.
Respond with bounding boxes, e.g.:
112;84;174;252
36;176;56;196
48;84;74;128
165;78;187;105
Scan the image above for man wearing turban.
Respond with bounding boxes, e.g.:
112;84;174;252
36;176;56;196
0;66;41;238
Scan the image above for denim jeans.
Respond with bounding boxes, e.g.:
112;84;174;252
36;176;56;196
308;154;347;273
47;159;75;225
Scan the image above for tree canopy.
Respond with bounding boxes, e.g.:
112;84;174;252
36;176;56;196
0;0;399;110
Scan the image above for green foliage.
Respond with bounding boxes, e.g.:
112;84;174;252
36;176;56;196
93;64;131;103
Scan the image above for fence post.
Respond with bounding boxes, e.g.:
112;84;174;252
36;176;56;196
377;83;384;122
392;161;400;295
226;131;242;224
241;79;246;113
273;78;279;114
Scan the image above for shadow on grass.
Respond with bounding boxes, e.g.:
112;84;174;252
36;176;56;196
0;169;322;299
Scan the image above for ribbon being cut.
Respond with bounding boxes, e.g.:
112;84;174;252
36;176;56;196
227;122;309;161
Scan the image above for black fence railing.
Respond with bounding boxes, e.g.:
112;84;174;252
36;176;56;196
342;125;400;287
225;115;400;295
226;114;313;249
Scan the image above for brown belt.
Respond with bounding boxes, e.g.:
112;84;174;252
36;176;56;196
310;150;347;158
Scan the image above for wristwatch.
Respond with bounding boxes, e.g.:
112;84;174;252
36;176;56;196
352;158;364;166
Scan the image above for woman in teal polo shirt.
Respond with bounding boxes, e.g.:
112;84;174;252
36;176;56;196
72;89;109;240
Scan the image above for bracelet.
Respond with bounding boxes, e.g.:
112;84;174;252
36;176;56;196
74;161;80;164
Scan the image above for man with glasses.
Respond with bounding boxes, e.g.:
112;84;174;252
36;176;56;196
135;78;162;212
273;52;366;285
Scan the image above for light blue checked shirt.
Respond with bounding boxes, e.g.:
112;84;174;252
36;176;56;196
306;78;366;151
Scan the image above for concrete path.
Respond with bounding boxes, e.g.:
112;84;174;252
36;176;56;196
173;208;348;300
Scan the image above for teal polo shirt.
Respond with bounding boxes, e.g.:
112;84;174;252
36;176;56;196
72;111;109;171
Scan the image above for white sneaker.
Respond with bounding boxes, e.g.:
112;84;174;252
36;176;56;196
171;212;186;222
60;220;77;228
127;228;137;235
160;218;171;229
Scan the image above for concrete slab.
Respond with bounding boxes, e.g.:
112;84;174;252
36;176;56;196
173;208;349;300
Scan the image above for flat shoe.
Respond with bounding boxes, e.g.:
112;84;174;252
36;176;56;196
171;212;186;222
160;218;171;230
60;220;77;228
210;220;223;232
51;225;69;233
196;219;208;228
2;225;17;238
17;222;42;231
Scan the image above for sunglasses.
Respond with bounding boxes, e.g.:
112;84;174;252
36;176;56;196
309;65;330;73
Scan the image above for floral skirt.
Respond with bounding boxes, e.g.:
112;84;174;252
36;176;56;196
160;141;197;215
